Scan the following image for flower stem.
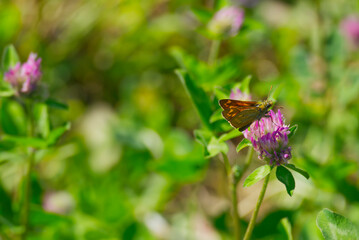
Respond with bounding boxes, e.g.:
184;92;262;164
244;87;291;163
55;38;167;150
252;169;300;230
221;153;231;176
21;101;35;240
231;177;240;240
243;170;271;240
208;40;221;65
21;149;34;240
243;147;254;175
231;147;254;239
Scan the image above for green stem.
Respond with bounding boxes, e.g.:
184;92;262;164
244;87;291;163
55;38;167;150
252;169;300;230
243;148;254;176
231;147;254;239
221;153;231;176
243;170;271;240
21;150;34;240
231;177;240;240
208;40;221;65
21;101;35;240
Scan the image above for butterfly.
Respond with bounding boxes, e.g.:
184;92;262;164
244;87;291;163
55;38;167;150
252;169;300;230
219;98;273;132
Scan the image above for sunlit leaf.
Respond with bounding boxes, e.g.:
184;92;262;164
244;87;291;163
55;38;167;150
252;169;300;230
218;129;242;142
207;136;228;158
2;135;47;148
243;165;271;187
1;44;19;72
278;218;293;240
0;82;14;97
0;99;27;135
236;138;252;152
46;123;71;146
34;103;50;138
317;208;359;240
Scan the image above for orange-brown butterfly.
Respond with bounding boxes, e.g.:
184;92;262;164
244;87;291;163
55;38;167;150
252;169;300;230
219;98;273;132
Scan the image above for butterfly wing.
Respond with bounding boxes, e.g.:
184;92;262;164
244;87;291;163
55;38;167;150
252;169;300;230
219;99;258;110
222;107;260;131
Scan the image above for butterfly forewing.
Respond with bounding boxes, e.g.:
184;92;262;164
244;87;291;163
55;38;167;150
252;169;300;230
219;99;258;110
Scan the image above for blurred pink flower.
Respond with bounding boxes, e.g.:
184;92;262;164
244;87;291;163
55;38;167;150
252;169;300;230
340;16;359;48
208;6;244;38
4;53;42;95
43;191;75;215
230;88;251;100
244;109;292;166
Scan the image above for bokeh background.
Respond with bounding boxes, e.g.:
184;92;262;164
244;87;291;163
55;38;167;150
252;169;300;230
1;0;359;239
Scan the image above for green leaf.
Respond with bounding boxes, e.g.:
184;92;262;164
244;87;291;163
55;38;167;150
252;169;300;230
34;103;50;138
194;129;213;147
214;87;229;100
207;137;228;158
194;129;213;157
276;166;295;196
0;81;14;97
191;7;212;24
243;165;271;187
1;44;20;72
0;99;27;135
209;108;223;123
233;75;252;95
278;218;293;240
30;207;71;226
269;84;283;101
236;138;252;152
219;129;242;142
171;48;241;88
2;135;47;148
44;99;69;110
285;164;309;179
175;70;212;130
317;208;359;240
46;123;71;146
214;0;231;10
288;125;298;139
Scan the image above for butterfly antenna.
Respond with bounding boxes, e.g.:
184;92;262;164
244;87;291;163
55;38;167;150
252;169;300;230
267;85;273;100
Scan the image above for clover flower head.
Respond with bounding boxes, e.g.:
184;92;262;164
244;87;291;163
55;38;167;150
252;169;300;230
4;53;42;95
230;88;252;100
340;15;359;48
208;6;244;38
244;109;292;166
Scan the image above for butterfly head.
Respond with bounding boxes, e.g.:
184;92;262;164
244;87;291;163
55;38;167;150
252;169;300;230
262;99;273;112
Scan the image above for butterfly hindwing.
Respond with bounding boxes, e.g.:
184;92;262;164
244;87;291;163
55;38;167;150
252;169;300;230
222;108;260;130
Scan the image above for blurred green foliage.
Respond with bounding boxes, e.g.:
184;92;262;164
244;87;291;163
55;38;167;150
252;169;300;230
0;0;359;239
